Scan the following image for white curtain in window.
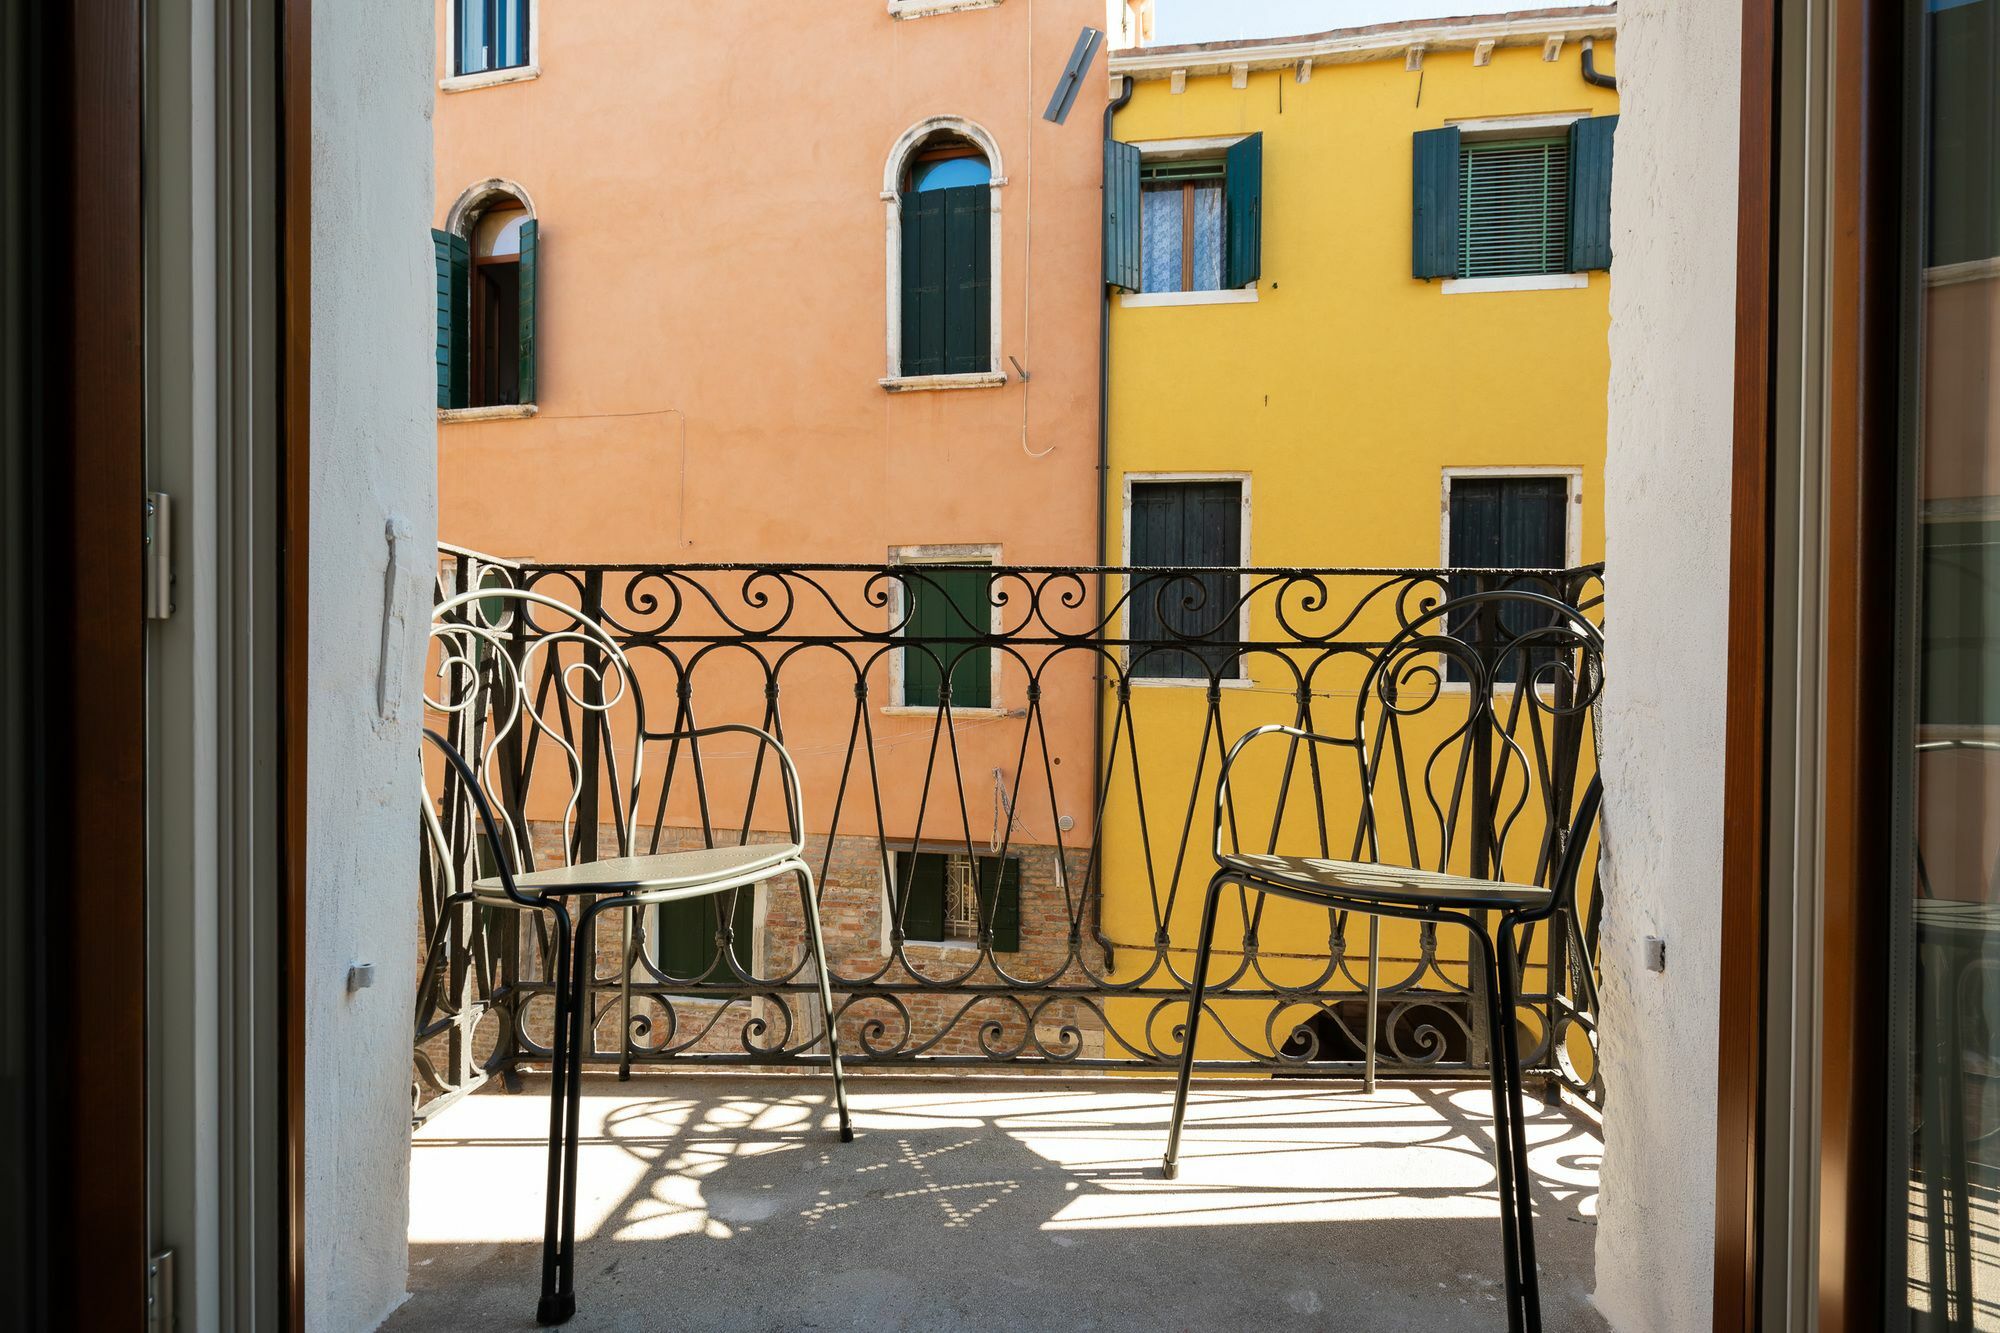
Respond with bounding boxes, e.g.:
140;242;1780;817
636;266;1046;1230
1191;182;1224;291
1141;188;1183;293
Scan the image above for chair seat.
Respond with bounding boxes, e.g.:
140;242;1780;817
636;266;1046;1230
1220;851;1552;912
473;843;802;900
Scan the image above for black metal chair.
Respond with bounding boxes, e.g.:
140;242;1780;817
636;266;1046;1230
1160;587;1604;1333
421;586;851;1326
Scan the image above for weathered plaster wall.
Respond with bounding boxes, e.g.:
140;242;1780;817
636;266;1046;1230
1595;2;1739;1327
307;0;436;1327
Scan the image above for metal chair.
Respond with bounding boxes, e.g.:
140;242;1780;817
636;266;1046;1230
421;586;851;1326
1160;587;1603;1333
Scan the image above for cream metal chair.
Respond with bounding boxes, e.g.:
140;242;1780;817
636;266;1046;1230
421;586;851;1326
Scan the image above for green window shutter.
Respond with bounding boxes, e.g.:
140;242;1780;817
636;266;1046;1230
1411;127;1463;279
1104;139;1143;291
1567;115;1617;271
943;184;991;374
902;853;947;942
1461;137;1571;277
656;887;754;981
433;228;469;409
1129;482;1243;680
516;219;538;402
903;567;991;709
980;856;1022;953
1222;132;1262;288
900;191;947;377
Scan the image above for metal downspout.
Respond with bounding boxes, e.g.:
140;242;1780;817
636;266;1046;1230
1090;73;1135;971
1581;36;1617;90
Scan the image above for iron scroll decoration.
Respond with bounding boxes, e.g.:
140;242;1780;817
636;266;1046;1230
415;551;1606;1121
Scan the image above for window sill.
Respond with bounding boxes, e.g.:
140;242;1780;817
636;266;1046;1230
438;404;538;424
880;372;1008;393
1117;287;1259;309
887;0;1002;17
1440;272;1589;295
1126;676;1255;689
439;64;539;93
881;704;1008;718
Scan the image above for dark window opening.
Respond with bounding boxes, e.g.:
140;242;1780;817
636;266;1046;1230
1128;480;1244;681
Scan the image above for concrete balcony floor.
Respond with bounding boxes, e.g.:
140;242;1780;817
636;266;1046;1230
388;1073;1606;1332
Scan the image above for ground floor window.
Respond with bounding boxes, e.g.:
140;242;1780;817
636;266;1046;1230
898;851;1021;951
898;562;993;709
1444;472;1574;681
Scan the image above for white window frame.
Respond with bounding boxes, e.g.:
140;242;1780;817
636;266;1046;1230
1117;134;1260;307
440;0;540;92
881;118;1008;391
1120;472;1254;688
1439;112;1589;294
885;544;1006;715
1438;466;1585;693
438;178;540;415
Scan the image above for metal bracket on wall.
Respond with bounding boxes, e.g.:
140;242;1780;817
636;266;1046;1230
144;492;173;620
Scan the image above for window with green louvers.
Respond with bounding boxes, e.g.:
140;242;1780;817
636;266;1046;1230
900;183;991;376
652;886;756;985
1460;137;1570;278
900;565;992;709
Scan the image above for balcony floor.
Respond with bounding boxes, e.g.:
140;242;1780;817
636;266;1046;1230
388;1073;1605;1332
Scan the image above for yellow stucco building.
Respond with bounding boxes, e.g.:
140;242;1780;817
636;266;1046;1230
1098;10;1619;1069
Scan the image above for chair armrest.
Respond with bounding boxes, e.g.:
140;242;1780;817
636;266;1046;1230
1212;724;1356;864
651;723;807;846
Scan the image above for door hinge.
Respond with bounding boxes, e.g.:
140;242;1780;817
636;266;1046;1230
144;491;174;620
147;1249;175;1332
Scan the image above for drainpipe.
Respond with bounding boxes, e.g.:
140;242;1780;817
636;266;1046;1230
1580;36;1617;90
1089;73;1135;972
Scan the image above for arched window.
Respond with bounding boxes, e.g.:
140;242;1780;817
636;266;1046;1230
433;181;538;411
882;118;1004;386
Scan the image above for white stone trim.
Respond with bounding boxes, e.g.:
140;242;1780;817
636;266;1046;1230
442;177;537;238
886;544;1005;711
882;117;1007;382
1118;287;1258;308
438;404;538;423
879;372;1009;392
1448;110;1589;139
887;0;1003;17
1119;472;1253;687
441;0;540;86
1123;134;1250;157
1441;272;1589;295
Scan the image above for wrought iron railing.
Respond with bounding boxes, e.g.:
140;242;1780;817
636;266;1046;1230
415;547;1605;1122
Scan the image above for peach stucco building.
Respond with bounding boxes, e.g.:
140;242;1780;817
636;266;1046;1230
432;0;1127;567
430;2;1149;1059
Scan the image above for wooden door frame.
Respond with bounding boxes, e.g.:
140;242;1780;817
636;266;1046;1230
1716;0;1901;1325
280;0;312;1326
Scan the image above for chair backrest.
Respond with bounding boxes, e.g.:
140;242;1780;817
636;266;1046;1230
424;584;648;876
1348;580;1603;892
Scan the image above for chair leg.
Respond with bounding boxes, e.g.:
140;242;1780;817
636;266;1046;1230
1363;914;1382;1094
1163;870;1231;1181
545;900;601;1327
618;904;636;1082
1496;921;1542;1331
1473;924;1527;1333
796;864;853;1142
535;906;577;1327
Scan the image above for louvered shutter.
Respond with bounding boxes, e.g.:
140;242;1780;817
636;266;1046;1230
900;191;946;376
1130;482;1242;680
1412;127;1462;279
433;228;469;409
902;853;947;942
943;184;991;374
655;887;754;982
1223;132;1262;289
1566;115;1617;271
516;218;538;403
981;856;1022;953
1461;137;1571;277
1104;139;1142;291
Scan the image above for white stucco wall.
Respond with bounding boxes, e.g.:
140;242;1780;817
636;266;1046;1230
1594;2;1740;1328
307;0;436;1328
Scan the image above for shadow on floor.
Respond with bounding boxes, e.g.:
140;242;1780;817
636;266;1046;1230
388;1075;1605;1333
